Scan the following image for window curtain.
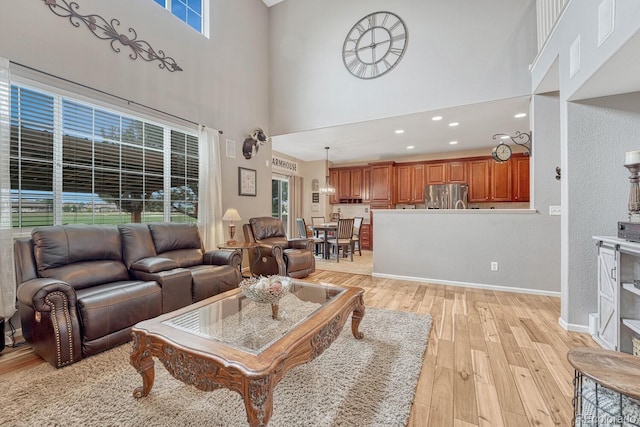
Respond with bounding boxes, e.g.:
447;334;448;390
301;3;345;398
197;126;223;250
0;57;16;319
289;175;303;235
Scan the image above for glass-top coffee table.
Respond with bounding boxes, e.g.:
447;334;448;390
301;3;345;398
130;279;365;426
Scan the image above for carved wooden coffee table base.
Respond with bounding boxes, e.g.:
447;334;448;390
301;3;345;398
130;284;364;427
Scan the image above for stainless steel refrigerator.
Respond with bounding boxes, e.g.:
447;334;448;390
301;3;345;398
424;184;468;209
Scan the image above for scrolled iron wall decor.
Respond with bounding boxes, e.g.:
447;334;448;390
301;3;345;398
43;0;183;72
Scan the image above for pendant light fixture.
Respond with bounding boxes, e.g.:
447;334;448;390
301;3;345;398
319;146;336;196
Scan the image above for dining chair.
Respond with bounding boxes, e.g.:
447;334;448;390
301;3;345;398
351;216;364;256
326;218;354;263
296;217;324;256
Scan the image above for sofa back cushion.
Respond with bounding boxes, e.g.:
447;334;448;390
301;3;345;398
31;225;129;289
148;223;204;267
250;217;287;241
148;223;203;253
119;223;158;269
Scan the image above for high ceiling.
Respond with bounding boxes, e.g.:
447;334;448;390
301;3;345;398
271;96;531;163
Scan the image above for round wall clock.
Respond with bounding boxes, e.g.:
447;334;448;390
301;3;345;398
491;143;512;162
342;11;408;79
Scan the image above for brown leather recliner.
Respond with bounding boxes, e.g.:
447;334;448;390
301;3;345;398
243;217;315;279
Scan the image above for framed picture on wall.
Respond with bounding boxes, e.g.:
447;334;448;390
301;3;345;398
238;167;257;196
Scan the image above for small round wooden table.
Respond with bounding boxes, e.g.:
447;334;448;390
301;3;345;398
217;242;261;278
567;347;640;426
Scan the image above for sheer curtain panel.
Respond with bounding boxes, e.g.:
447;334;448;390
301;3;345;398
0;58;16;319
197;126;223;250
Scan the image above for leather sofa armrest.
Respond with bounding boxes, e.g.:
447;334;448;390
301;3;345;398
17;278;77;312
130;268;193;313
203;249;242;269
288;238;313;251
130;256;179;273
17;278;82;368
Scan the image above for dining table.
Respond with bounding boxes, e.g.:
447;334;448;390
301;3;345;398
310;222;337;259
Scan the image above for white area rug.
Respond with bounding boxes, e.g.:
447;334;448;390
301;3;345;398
2;307;431;426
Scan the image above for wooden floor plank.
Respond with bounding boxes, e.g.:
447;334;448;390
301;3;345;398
0;253;598;427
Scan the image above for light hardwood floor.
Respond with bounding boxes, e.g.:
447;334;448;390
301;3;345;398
1;251;597;426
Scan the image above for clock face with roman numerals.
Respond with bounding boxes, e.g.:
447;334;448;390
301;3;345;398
342;11;408;79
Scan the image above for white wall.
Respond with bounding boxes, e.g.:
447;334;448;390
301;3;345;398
0;0;273;225
268;0;537;135
530;0;640;329
372;93;562;296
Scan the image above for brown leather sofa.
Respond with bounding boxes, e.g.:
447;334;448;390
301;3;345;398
243;217;315;278
15;223;241;368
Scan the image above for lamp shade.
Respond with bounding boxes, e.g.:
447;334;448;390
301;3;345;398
222;208;242;222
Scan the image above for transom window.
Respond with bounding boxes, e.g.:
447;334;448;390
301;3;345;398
9;83;199;230
154;0;204;33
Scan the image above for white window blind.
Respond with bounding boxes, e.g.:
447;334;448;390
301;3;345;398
9;83;199;230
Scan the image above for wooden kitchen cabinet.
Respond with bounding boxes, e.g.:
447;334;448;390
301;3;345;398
468;159;491;202
329;169;339;204
396;163;425;204
425;163;447;185
447;161;467;183
491;160;512;201
425;161;467;185
337;169;351;200
329;167;364;203
362;168;371;203
359;224;371;250
369;162;396;206
512;155;530;202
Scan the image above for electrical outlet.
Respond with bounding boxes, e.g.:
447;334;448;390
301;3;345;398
549;206;561;216
491;262;499;271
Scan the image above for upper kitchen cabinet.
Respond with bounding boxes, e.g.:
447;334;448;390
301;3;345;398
512;155;530;202
447;161;467;183
468;154;529;203
396;163;425;204
425;161;467;185
425;163;446;185
362;167;371;203
468;159;491;202
329;166;365;203
369;161;396;208
329;169;339;204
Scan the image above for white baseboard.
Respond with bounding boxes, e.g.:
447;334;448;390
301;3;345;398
557;316;590;334
371;272;561;297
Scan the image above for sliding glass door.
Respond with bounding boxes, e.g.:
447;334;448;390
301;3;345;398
272;174;289;232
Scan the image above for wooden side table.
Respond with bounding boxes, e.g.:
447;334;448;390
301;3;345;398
568;347;640;426
217;242;261;278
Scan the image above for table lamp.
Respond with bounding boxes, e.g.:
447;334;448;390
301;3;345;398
222;208;242;244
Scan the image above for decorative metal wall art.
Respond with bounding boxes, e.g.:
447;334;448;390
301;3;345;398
43;0;183;72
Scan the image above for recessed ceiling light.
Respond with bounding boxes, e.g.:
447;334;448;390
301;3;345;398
406;145;415;150
432;116;443;121
449;141;458;145
514;113;527;118
395;129;405;134
448;122;459;127
500;135;510;139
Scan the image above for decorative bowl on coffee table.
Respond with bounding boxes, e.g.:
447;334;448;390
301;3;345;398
239;276;292;319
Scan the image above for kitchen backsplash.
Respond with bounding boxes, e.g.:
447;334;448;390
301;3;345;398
333;204;370;223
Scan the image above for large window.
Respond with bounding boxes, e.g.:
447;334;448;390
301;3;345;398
154;0;204;33
9;84;199;230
